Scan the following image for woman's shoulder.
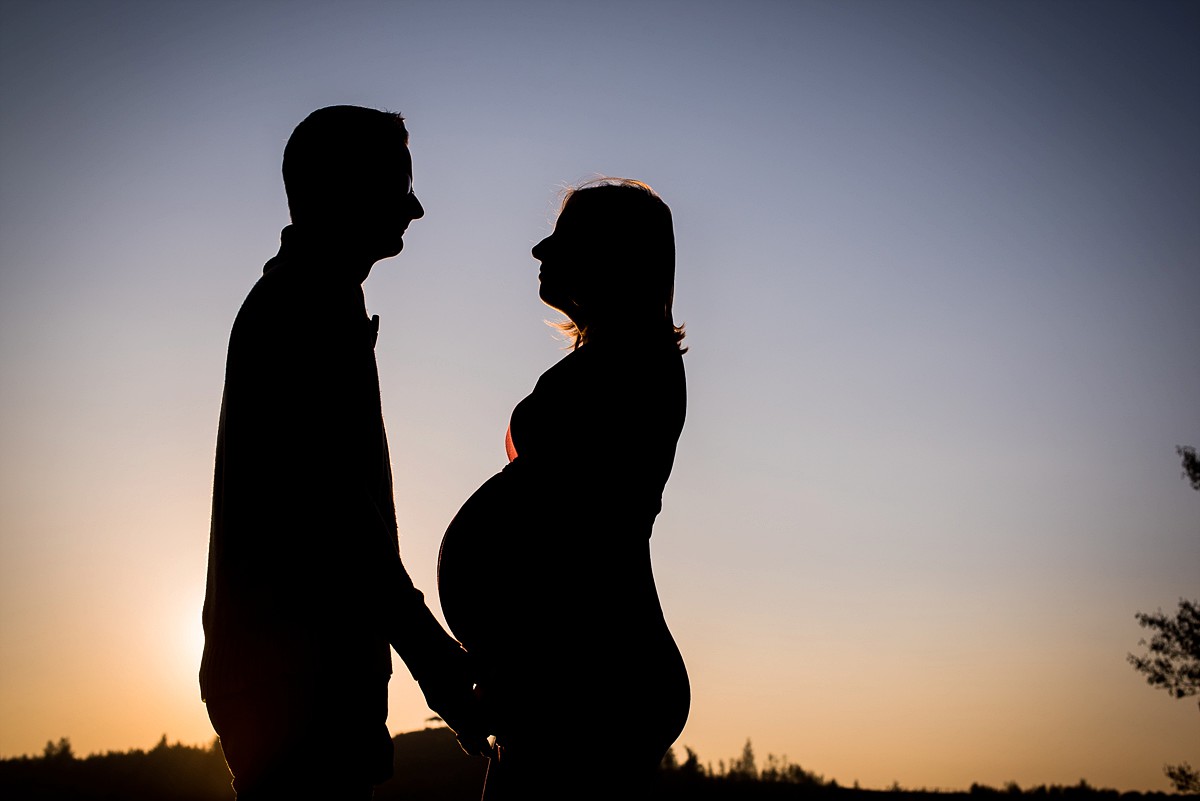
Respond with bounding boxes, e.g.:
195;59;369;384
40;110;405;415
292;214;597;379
579;336;683;365
530;338;684;398
609;340;684;386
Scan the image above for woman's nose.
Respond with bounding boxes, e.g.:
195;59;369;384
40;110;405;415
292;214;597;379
532;236;549;261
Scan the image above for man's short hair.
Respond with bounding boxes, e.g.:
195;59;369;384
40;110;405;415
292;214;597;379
282;105;409;224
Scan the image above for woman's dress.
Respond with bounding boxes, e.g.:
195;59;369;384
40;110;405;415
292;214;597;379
437;338;690;785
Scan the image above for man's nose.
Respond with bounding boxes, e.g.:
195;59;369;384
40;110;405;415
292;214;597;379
409;194;425;220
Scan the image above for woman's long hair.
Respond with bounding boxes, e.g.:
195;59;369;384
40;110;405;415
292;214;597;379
550;178;686;352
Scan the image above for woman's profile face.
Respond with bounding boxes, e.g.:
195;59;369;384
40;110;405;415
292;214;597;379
532;200;599;319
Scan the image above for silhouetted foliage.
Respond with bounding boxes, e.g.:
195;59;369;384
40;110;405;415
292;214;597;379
1127;599;1198;790
1122;448;1200;794
730;739;759;780
1178;446;1200;492
969;779;1116;798
1129;599;1200;704
42;738;73;762
681;745;703;776
1162;762;1199;795
761;752;829;787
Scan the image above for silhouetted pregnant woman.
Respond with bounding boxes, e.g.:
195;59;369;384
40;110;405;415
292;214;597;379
438;179;690;799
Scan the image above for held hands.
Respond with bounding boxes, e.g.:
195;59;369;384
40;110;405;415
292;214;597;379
417;645;490;756
453;685;491;758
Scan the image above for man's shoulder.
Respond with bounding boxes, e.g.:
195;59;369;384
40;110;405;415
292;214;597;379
234;259;329;319
229;261;369;353
229;269;283;332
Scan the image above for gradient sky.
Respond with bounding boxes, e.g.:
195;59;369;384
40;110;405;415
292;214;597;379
1;0;1197;791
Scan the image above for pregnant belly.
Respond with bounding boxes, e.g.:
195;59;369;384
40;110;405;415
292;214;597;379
437;471;515;651
438;469;691;743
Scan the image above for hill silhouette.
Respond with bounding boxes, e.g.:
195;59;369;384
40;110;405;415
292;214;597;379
0;728;1182;800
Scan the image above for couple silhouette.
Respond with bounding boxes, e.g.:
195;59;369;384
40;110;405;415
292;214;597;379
200;105;689;801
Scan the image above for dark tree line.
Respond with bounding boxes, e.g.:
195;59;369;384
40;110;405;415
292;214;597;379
0;734;233;801
1;730;1187;800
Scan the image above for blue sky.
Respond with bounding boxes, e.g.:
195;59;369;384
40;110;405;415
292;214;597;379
1;0;1197;790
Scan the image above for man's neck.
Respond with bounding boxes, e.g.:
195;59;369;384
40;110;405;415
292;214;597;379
279;224;378;284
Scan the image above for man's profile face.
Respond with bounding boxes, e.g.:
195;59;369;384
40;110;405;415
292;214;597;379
358;140;423;262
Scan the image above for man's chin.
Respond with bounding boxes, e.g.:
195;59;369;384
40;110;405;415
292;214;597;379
377;239;404;260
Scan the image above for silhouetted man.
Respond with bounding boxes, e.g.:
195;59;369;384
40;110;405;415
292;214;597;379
201;106;481;800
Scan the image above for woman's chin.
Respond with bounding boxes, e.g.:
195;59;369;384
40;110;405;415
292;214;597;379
538;288;566;313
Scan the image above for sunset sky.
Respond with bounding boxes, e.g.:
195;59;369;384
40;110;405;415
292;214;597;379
1;0;1197;791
